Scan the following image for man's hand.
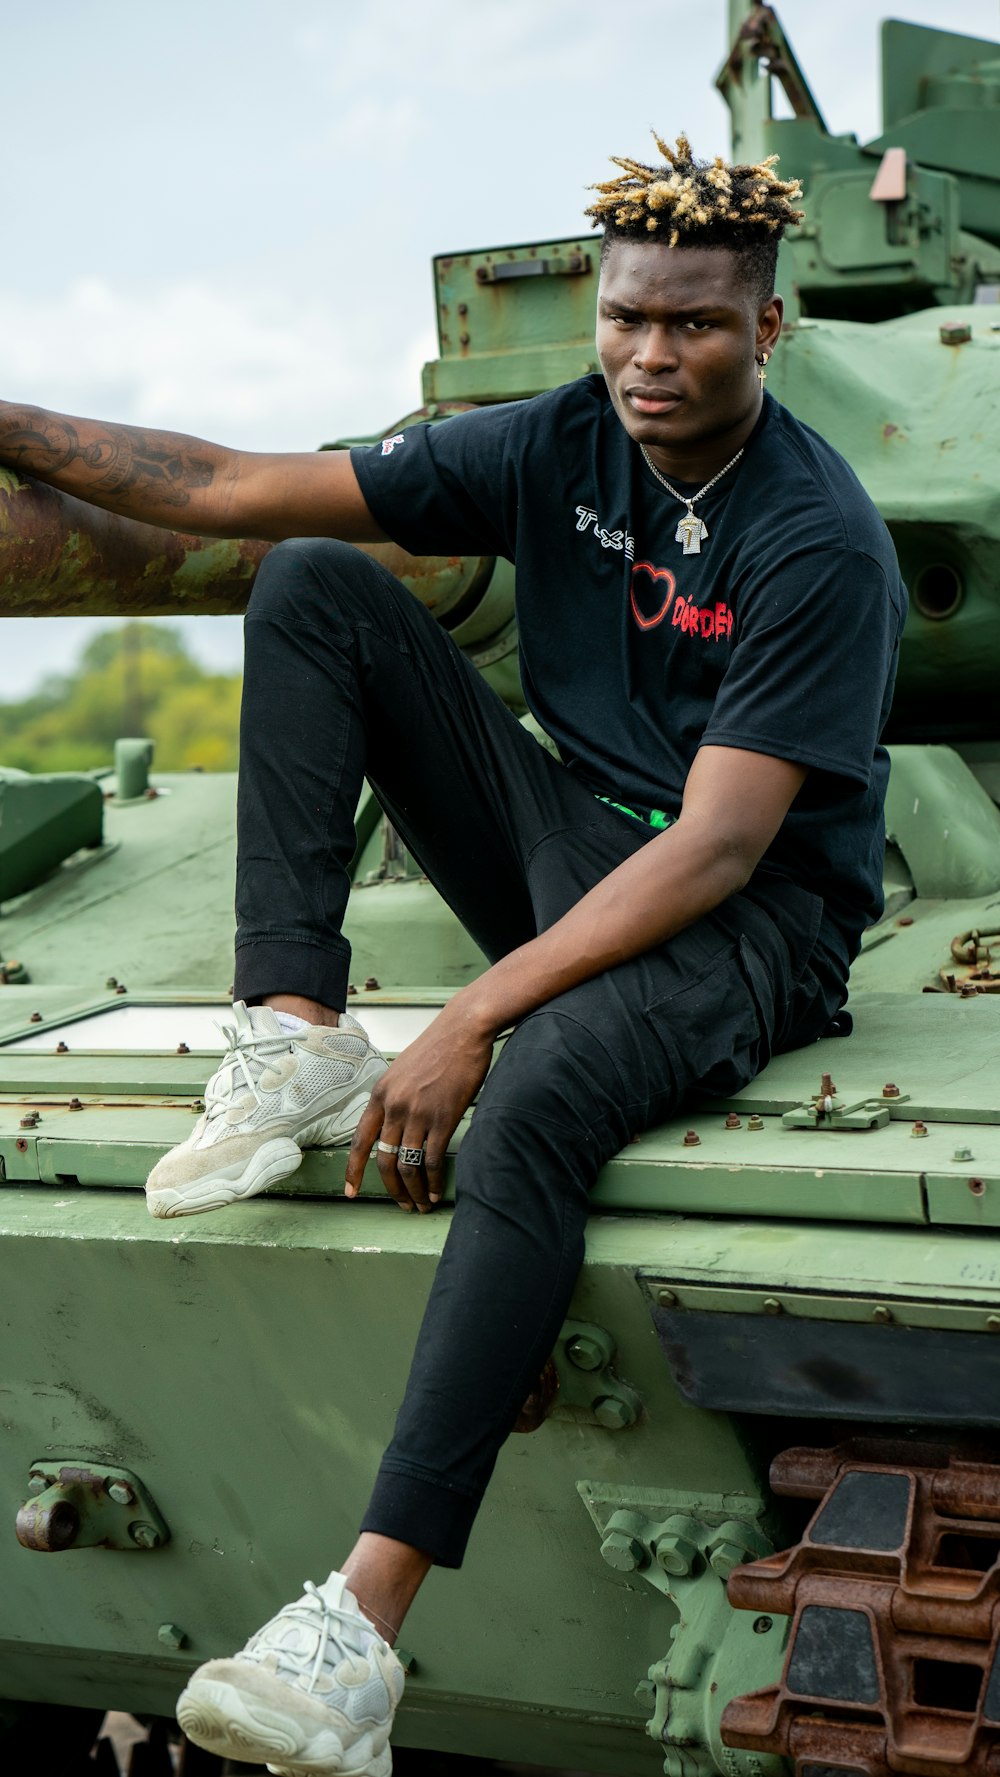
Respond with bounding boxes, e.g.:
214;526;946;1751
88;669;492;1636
343;745;807;1213
345;1003;495;1212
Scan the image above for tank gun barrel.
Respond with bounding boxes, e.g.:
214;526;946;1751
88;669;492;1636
0;468;269;617
0;468;498;626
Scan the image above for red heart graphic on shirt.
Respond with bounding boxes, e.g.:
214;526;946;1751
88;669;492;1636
630;561;676;630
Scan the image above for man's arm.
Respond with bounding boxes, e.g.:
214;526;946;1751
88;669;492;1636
348;744;808;1209
0;401;386;542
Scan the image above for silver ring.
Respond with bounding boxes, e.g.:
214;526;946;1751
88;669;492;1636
376;1140;400;1156
398;1145;426;1168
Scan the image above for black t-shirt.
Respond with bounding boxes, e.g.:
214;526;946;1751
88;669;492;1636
352;377;907;973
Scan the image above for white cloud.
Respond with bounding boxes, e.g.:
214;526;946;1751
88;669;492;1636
0;274;428;453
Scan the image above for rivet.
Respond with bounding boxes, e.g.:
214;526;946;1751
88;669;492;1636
593;1395;635;1430
459;332;470;347
682;1129;701;1147
565;1335;604;1371
709;1538;748;1580
882;1082;900;1099
657;1288;678;1308
724;1113;742;1129
129;1522;160;1550
457;302;468;316
762;1297;783;1316
599;1527;646;1570
872;1304;893;1323
911;1120;929;1138
969;1178;986;1197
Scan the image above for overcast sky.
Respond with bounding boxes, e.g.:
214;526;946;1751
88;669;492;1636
2;0;997;703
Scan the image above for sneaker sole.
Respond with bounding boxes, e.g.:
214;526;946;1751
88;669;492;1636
146;1137;304;1220
266;1754;391;1777
177;1676;391;1775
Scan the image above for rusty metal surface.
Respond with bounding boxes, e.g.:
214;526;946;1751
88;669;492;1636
940;929;1000;995
0;467;494;623
361;538;494;623
723;1440;1000;1775
0;469;271;616
719;3;827;126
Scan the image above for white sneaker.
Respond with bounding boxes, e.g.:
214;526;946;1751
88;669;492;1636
145;1004;387;1219
176;1573;404;1776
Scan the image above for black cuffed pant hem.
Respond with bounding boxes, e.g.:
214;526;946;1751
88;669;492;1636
233;935;352;1011
360;1464;481;1569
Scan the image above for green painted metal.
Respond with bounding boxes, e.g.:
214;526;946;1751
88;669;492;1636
577;1482;787;1776
883;746;1000;897
4;6;1000;1772
423;241;601;405
0;769;103;902
0;1188;777;1770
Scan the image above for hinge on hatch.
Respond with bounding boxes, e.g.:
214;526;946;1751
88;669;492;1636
781;1071;902;1131
16;1460;169;1553
722;1440;1000;1775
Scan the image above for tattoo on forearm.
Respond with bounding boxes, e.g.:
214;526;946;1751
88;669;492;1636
0;410;214;509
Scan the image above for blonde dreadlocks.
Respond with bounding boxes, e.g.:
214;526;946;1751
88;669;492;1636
586;133;804;303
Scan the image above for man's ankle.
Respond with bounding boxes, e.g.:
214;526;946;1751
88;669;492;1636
339;1533;433;1643
262;994;341;1027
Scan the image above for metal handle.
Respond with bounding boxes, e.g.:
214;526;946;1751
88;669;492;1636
475;252;591;285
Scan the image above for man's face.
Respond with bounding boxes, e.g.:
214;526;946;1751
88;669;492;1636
596;239;780;465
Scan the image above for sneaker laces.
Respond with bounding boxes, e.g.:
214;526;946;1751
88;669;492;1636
204;1013;293;1123
241;1581;377;1694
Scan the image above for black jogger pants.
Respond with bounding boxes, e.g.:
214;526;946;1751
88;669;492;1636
235;538;839;1566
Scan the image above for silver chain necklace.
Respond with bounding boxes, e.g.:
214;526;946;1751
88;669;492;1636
640;443;744;555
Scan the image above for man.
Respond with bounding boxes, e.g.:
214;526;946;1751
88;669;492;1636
0;136;905;1776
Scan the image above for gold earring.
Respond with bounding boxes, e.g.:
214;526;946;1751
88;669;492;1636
757;351;770;390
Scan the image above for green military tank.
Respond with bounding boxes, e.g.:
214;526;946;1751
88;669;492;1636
2;5;1000;1774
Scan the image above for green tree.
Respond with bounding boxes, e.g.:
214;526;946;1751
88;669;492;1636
0;622;241;773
